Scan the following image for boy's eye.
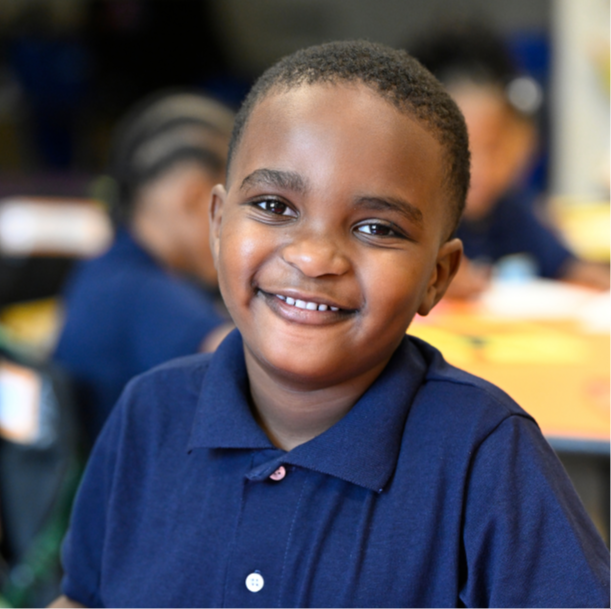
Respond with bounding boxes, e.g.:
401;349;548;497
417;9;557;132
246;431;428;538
254;199;297;217
355;223;404;238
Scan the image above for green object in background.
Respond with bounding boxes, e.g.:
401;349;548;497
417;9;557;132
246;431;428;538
1;457;83;608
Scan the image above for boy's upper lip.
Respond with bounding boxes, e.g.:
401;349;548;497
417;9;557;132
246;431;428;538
258;287;359;312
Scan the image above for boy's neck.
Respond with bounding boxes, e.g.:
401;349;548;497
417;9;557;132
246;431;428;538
244;348;390;451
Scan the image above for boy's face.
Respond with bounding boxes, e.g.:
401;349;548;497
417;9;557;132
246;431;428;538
210;83;461;388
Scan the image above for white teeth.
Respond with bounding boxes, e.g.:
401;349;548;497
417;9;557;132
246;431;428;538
275;294;339;312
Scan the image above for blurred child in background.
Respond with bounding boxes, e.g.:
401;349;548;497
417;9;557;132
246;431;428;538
411;25;610;297
54;92;234;444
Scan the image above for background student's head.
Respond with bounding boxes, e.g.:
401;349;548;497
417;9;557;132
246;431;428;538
109;91;235;287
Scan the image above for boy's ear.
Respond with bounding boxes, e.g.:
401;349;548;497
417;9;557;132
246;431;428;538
417;238;463;316
209;184;227;268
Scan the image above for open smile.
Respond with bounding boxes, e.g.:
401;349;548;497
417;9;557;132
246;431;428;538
275;294;339;312
256;288;357;321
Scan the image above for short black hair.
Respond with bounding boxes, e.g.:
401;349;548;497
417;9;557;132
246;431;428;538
110;90;235;225
227;40;470;232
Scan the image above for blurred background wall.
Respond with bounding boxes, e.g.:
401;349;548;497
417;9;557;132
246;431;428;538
212;0;550;74
551;0;609;198
0;0;554;179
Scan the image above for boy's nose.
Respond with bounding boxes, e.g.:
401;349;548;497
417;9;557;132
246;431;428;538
281;233;351;278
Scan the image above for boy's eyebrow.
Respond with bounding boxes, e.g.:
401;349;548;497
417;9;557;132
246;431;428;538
354;196;424;227
240;169;309;194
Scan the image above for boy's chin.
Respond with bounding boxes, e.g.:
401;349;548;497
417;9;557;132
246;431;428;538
248;345;349;388
243;338;395;392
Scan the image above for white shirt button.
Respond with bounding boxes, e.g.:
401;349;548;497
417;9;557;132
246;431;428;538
245;571;264;592
269;465;286;481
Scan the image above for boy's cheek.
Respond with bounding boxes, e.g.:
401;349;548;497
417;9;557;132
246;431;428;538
217;230;262;304
220;215;277;271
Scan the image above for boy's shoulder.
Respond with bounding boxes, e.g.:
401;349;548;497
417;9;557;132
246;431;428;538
407;335;536;439
104;352;215;453
416;335;525;412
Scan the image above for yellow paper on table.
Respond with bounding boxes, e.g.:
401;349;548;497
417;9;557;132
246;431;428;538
410;322;586;367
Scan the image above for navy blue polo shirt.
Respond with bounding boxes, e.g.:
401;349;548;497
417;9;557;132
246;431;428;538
54;229;227;442
456;190;574;279
61;330;609;608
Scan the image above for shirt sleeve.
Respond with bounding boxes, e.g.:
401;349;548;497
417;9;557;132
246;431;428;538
60;393;126;607
130;272;227;372
459;415;610;608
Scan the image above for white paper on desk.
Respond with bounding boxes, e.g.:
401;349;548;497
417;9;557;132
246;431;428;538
478;278;609;327
0;361;42;444
577;291;611;333
0;198;112;257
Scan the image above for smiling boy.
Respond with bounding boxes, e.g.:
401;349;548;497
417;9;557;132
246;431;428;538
54;42;609;608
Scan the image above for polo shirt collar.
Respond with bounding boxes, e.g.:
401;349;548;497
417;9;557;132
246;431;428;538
188;330;427;493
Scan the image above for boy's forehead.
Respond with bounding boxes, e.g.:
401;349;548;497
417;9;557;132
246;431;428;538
250;81;403;129
234;82;440;176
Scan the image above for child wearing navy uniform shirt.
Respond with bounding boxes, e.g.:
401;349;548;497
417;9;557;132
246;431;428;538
54;92;234;443
53;42;609;608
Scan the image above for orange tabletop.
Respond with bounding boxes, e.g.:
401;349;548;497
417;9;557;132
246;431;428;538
409;296;610;454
